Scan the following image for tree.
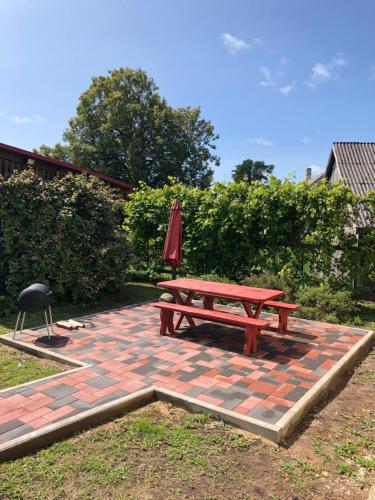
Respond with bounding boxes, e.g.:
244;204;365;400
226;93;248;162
38;68;219;188
232;159;275;183
35;143;72;163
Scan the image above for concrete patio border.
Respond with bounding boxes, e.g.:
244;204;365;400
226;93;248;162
0;303;373;461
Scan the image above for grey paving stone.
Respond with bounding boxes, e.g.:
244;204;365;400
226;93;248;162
186;386;207;398
300;357;326;370
132;364;159;375
0;424;35;442
48;395;77;409
92;366;110;375
314;367;328;377
220;397;246;411
247;405;285;424
209;388;249;401
43;384;78;399
0;419;24;435
86;376;117;389
284;387;309;402
19;387;38;397
71;400;93;410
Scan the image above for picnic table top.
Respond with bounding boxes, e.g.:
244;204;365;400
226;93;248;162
158;278;284;303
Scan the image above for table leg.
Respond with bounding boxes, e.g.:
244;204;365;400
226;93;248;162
172;290;196;329
203;295;214;310
278;309;288;334
242;301;254;318
253;301;265;319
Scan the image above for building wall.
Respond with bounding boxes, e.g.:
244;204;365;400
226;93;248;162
0;150;58;180
329;161;342;182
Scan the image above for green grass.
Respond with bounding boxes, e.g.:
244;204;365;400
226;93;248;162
278;459;318;491
356;300;375;331
0;283;161;336
0;345;67;390
0;404;264;499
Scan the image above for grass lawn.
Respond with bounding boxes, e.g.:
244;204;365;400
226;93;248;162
0;345;68;391
0;284;373;499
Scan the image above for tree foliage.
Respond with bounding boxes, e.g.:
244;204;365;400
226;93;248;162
125;179;375;291
232;159;275;183
39;68;219;188
0;171;128;312
36;143;72;163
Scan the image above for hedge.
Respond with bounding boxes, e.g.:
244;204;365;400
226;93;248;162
0;170;128;313
124;178;375;291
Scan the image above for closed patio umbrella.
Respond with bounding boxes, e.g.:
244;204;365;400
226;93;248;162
163;199;182;279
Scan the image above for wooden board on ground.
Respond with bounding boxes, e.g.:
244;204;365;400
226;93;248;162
56;319;85;330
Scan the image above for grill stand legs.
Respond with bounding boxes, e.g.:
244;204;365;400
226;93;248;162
13;307;54;340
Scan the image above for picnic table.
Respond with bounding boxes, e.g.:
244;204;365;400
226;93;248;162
155;278;298;355
158;278;283;321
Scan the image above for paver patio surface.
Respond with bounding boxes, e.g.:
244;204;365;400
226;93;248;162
0;302;372;451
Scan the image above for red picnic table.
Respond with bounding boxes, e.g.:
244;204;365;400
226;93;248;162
157;278;284;329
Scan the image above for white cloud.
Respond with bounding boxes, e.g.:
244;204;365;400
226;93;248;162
247;137;273;147
306;54;347;88
221;33;263;54
259;66;276;87
279;82;295;96
222;33;249;54
370;65;375;80
259;66;295;96
12;115;31;124
308;164;324;176
302;136;312;144
0;112;46;124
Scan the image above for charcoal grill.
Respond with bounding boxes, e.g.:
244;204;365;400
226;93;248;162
13;283;54;340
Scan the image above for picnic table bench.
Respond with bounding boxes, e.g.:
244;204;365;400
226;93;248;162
263;300;300;333
153;302;269;355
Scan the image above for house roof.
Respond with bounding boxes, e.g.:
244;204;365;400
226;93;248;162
0;142;132;192
326;142;375;197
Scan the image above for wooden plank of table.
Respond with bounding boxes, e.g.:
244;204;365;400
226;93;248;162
158;278;283;303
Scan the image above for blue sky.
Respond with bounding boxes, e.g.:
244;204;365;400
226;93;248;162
0;0;374;181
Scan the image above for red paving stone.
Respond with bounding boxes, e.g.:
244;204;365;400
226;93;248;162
0;302;372;446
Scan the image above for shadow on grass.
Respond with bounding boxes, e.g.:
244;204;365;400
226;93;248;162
0;283;161;336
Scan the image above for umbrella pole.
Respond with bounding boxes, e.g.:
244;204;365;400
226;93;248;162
171;266;177;280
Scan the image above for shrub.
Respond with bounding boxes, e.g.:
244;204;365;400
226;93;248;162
197;273;233;284
124;179;371;290
241;272;297;302
0;170;128;313
295;284;357;323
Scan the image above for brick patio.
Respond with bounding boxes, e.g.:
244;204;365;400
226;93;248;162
0;302;373;456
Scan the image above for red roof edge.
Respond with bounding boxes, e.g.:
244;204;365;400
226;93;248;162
0;142;132;191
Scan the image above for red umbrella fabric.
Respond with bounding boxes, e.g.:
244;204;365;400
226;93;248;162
163;199;182;271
